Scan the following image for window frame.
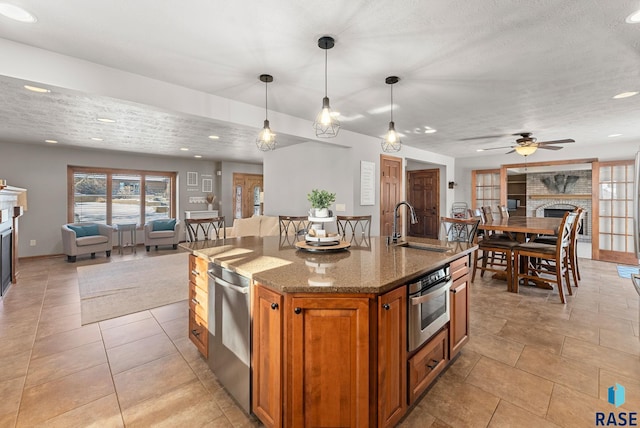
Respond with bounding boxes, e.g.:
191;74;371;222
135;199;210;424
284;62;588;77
67;165;177;225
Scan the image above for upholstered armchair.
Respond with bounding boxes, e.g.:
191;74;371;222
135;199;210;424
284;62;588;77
61;223;114;262
144;219;182;251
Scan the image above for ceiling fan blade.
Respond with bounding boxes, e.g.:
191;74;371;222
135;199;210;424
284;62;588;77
538;145;563;151
537;139;575;145
459;134;512;141
505;149;516;154
480;145;515;151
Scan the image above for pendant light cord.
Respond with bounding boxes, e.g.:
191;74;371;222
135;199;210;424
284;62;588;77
264;80;268;120
324;48;328;97
390;84;394;122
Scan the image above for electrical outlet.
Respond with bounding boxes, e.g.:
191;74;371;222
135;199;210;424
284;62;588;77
336;203;346;212
30;240;36;246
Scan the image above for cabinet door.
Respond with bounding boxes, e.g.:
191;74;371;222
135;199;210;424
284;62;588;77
252;285;283;428
449;274;469;358
378;287;407;428
288;296;371;428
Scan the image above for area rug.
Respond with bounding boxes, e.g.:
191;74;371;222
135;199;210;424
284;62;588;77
78;252;190;325
616;265;640;278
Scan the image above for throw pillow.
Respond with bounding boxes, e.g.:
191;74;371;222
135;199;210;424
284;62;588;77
152;219;176;231
68;224;100;237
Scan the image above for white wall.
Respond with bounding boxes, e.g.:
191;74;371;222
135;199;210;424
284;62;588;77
0;141;222;257
219;161;263;221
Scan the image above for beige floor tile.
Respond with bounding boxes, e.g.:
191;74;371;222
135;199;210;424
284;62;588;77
36;312;83;339
41;292;80;309
600;302;640;322
40;393;124;427
515;345;599;397
107;332;177;374
417;371;500;428
101;316;164;349
397;403;436;427
466;356;553;416
0;332;35;359
0;350;30;384
160;315;188;340
31;323;102;359
546;384;623;428
122;380;223;426
39;301;81;321
464;331;524;366
528;316;600;345
488;400;560;428
599;369;640;411
16;363;115;427
561;336;640;379
222;405;261;427
112;353;197;410
0;377;25;420
151;299;188;324
203;415;235;427
25;341;107;388
498;321;565;355
599;327;640;356
172;335;205;365
570;307;635;335
469;310;507;334
98;310;152;331
445;349;481;381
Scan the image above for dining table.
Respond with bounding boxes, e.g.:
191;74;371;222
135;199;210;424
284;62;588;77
478;216;563;290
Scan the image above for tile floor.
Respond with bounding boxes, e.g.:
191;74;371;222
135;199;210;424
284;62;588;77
0;249;638;427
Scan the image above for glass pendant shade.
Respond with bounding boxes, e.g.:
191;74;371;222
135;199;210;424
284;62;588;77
313;36;340;138
381;121;401;152
514;145;537;156
381;76;402;152
256;74;277;151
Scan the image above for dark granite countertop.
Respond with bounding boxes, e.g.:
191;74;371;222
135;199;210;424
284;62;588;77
180;236;476;294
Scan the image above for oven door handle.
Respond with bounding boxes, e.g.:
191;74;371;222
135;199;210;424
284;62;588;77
409;280;452;306
214;276;249;295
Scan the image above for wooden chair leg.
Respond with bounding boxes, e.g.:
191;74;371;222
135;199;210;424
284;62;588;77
555;262;565;304
472;250;478;283
512;253;519;293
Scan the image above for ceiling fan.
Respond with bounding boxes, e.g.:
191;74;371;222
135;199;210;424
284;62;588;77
477;132;575;156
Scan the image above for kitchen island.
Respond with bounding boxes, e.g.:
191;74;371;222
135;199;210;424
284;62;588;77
181;236;476;428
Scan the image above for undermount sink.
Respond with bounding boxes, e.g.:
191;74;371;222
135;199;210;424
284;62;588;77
396;242;450;252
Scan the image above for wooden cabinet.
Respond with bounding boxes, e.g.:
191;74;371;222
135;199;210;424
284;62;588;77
408;327;448;404
188;254;209;357
378;286;407;428
449;255;470;359
252;284;284;428
471;169;501;210
287;295;372;428
507;173;527;216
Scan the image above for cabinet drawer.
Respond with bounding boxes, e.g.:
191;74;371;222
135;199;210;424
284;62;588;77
408;327;448;404
189;281;208;321
189;254;209;288
450;255;469;281
188;310;208;358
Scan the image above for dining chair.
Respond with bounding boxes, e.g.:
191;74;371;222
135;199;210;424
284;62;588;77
498;205;509;219
472;232;519;292
336;215;371;246
439;217;480;243
513;211;578;303
278;215;309;244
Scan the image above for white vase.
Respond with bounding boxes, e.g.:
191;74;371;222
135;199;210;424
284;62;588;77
315;208;329;217
207;204;213;211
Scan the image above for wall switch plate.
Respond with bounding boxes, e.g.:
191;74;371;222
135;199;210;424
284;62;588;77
30;240;36;246
336;203;346;212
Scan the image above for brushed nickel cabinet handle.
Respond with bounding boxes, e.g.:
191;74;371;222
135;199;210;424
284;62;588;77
191;329;200;337
191;269;199;276
191;298;199;305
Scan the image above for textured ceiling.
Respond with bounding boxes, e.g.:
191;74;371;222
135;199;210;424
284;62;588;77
0;0;639;161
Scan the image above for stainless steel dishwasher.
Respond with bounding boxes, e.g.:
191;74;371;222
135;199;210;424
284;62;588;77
207;263;251;414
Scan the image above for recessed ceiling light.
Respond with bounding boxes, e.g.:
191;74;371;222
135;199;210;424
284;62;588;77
45;139;58;144
476;149;485;152
208;135;219;140
180;147;189;151
626;9;640;23
97;118;116;123
90;137;103;141
24;85;50;93
194;155;202;158
0;3;37;23
424;126;437;134
613;91;638;99
608;133;622;137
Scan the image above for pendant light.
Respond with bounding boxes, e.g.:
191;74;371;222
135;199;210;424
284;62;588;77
313;36;340;138
381;76;402;153
256;74;276;151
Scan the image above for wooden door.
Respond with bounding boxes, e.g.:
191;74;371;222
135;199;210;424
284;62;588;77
233;173;263;219
288;295;371;428
407;169;439;238
380;155;403;237
378;286;407;428
593;160;638;264
252;285;283;428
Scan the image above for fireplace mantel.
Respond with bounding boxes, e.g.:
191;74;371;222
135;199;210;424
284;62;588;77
529;194;591;199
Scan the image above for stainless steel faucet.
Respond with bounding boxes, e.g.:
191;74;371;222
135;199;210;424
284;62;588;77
392;201;418;243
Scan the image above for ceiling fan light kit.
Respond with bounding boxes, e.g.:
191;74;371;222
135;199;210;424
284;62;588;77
381;76;402;153
514;145;538;157
313;36;341;138
256;74;277;151
475;132;575;156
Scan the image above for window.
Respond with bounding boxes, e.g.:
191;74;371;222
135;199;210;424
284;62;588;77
68;166;176;225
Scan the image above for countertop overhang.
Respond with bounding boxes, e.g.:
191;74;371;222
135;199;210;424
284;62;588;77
181;236;477;294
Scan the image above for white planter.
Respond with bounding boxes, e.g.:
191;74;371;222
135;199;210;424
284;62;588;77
207;204;214;211
315;208;329;217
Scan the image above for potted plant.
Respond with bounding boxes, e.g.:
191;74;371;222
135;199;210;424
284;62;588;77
307;189;336;217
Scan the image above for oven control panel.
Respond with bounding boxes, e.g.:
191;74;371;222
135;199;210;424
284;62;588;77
409;265;450;294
